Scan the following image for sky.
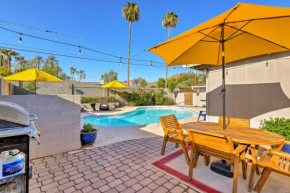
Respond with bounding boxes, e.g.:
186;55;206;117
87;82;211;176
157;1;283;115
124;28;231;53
1;0;290;82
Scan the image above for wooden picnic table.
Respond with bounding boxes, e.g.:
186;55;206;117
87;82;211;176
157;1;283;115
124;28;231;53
182;122;285;191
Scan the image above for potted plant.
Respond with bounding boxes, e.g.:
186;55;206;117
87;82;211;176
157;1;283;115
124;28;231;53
81;123;97;145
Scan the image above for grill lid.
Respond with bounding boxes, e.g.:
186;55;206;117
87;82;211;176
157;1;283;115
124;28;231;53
0;101;30;126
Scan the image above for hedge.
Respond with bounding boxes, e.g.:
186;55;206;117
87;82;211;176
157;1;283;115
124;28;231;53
260;117;290;140
81;96;116;104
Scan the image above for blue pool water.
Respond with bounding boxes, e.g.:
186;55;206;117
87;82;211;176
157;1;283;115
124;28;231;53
83;107;197;126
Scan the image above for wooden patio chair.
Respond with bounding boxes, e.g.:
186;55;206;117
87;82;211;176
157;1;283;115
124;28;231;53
185;129;247;193
159;114;191;165
219;117;250;128
254;141;290;193
219;116;253;179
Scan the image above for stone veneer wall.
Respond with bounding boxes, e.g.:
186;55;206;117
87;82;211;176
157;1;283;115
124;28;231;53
0;94;81;159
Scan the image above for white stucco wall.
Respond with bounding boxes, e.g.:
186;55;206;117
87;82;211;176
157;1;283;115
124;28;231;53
175;93;185;106
206;51;290;128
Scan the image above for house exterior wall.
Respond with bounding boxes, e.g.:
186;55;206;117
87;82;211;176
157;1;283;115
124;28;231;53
193;92;206;107
206;51;290;128
0;95;81;159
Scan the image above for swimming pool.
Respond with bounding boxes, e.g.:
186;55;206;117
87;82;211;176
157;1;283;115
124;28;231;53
83;107;197;127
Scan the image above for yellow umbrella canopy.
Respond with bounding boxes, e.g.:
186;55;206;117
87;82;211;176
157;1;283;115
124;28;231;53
148;2;290;66
148;2;290;129
102;80;128;88
4;68;62;82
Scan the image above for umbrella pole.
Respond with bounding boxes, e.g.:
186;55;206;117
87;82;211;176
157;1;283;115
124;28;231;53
115;88;117;109
221;24;226;130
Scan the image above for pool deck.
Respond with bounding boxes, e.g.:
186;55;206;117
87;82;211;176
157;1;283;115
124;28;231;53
80;106;202;150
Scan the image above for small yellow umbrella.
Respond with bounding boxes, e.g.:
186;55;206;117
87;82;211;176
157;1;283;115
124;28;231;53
102;80;128;108
148;2;290;129
4;68;62;93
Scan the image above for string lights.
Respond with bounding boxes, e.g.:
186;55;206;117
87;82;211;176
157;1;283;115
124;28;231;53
18;33;22;44
78;46;81;55
120;57;122;65
150;61;152;68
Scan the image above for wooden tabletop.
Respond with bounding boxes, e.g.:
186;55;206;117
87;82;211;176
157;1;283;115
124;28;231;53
182;122;285;146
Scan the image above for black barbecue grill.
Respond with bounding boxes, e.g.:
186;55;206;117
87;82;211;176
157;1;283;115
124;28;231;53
0;101;40;193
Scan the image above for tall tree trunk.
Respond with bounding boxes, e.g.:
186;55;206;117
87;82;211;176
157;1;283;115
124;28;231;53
195;70;197;85
127;21;132;87
8;56;11;72
165;27;171;88
0;56;2;67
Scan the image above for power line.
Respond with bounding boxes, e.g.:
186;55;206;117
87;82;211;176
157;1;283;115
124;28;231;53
0;45;183;69
0;19;145;51
86;64;120;79
0;25;165;64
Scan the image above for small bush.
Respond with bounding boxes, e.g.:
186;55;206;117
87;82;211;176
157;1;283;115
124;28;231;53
81;123;96;133
202;105;206;108
81;96;115;104
260;117;290;140
129;101;138;106
155;90;165;105
118;91;130;98
163;97;174;105
101;96;115;102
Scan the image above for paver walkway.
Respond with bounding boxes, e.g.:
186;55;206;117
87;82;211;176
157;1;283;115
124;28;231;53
29;137;199;193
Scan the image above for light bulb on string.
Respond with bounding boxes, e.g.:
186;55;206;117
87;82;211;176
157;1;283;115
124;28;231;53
78;46;81;55
150;61;153;68
18;33;22;44
120;57;122;65
174;67;176;71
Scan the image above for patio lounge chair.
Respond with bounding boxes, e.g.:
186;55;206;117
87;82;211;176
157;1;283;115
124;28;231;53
254;141;290;193
99;98;109;110
185;129;247;193
159;115;191;165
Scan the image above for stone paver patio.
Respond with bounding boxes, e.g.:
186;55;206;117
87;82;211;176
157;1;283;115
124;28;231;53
29;137;198;193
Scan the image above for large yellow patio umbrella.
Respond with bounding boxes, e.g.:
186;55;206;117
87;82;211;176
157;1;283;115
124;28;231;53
148;2;290;129
102;80;128;108
4;68;62;93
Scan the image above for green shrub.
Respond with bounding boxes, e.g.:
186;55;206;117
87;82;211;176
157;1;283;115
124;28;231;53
81;96;115;104
118;91;130;98
260;117;290;140
163;97;174;105
81;123;96;133
155;90;165;105
129;101;138;106
127;91;152;106
202;104;206;108
101;96;115;102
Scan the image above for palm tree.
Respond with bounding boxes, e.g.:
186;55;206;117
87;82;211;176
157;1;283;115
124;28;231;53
0;49;7;67
70;67;77;81
0;49;19;71
122;2;140;86
77;70;86;82
15;56;27;70
34;56;43;69
45;55;59;69
162;11;178;88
